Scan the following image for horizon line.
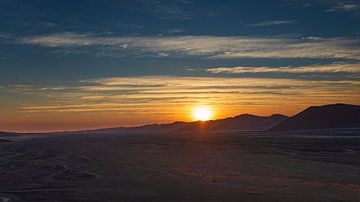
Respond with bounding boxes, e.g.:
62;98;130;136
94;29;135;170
1;102;356;133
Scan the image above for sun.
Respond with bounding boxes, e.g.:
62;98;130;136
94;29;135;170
193;107;212;121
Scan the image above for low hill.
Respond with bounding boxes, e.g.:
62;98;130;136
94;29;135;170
0;131;15;137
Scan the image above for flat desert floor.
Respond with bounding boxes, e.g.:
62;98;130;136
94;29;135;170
0;130;360;201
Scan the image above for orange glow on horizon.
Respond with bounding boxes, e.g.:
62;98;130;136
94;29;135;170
1;76;359;132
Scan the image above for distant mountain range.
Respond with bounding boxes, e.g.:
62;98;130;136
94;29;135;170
1;103;360;134
90;103;360;133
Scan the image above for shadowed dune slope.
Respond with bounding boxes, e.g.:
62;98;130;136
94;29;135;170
271;104;360;131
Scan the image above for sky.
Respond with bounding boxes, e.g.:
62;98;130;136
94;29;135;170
0;0;359;132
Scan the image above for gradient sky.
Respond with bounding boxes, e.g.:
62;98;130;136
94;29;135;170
1;0;360;132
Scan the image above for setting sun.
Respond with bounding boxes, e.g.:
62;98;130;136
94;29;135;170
193;107;212;121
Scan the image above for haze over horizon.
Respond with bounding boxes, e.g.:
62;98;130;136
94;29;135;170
1;0;360;132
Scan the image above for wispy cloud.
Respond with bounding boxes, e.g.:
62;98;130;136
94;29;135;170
207;63;360;74
122;0;199;20
162;28;185;34
325;3;359;12
248;20;295;27
19;33;360;60
0;33;10;39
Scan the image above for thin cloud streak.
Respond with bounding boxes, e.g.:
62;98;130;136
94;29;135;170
325;3;359;12
207;63;360;74
19;33;360;60
248;20;295;27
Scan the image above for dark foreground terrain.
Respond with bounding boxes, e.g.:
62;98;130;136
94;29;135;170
0;129;360;202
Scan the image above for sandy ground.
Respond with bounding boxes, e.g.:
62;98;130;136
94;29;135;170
0;130;360;202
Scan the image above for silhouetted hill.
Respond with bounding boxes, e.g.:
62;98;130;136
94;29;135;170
0;131;14;137
271;103;360;131
96;114;288;133
204;114;288;131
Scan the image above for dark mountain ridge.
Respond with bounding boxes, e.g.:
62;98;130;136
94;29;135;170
271;103;360;131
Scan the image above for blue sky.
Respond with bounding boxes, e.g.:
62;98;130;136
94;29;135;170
0;0;359;132
1;0;360;81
